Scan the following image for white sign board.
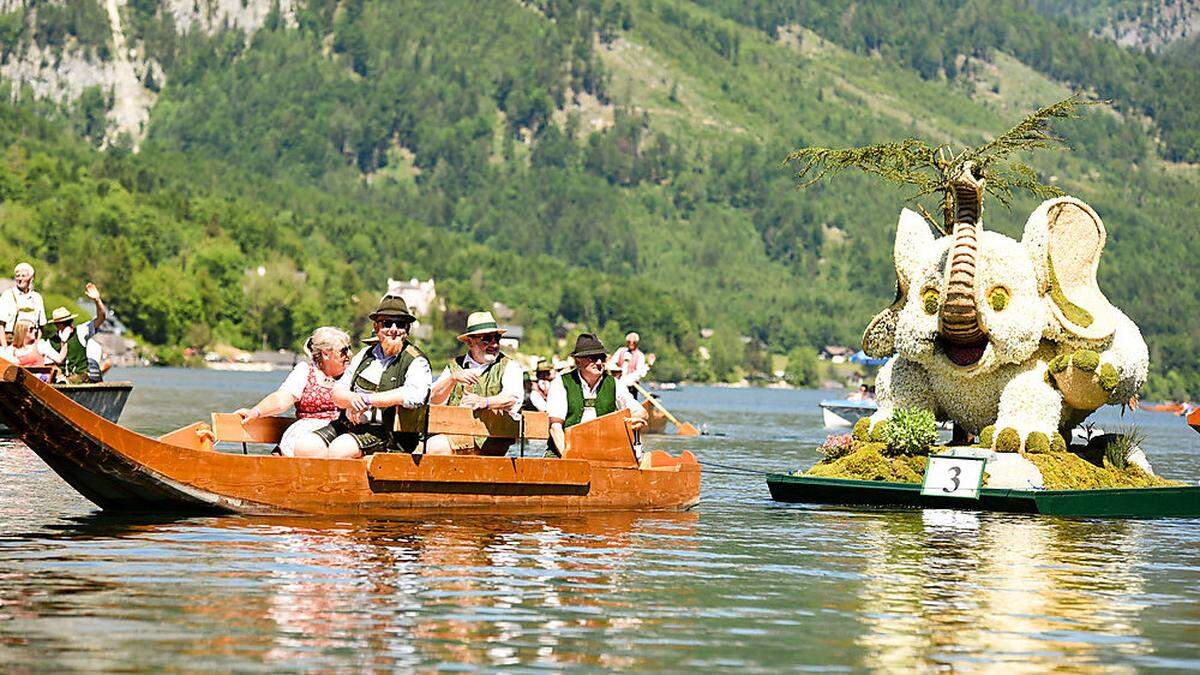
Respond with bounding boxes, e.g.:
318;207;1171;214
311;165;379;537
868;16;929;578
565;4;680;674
921;455;986;499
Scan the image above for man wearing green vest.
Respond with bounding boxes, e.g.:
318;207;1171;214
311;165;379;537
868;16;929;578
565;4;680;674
45;283;107;384
300;295;432;459
425;310;524;456
546;333;646;456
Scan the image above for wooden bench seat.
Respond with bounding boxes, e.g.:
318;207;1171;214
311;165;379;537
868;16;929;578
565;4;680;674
394;406;549;440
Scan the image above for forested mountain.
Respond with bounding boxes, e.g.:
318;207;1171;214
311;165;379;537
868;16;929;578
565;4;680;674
0;0;1197;396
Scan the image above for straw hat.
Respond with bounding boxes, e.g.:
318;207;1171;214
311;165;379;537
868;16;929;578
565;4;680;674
48;307;77;324
457;311;507;342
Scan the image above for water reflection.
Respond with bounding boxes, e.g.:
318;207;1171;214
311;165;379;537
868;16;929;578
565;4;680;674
855;511;1150;669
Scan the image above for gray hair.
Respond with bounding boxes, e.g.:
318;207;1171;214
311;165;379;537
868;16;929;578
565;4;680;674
304;326;351;362
13;262;34;277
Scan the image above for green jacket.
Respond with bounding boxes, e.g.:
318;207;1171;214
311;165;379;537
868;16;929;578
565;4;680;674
349;342;428;452
561;369;617;428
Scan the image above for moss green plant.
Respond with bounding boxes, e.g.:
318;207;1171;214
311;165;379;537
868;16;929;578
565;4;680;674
1047;254;1095;328
1048;354;1070;374
1098;363;1118;391
1050;432;1068;454
869;420;891;443
1072;349;1100;371
805;443;927;483
994;427;1021;452
979;425;996;447
1026;451;1183;489
921;288;939;314
882;407;938;456
853;417;871;442
987;286;1010;311
1025;431;1050;453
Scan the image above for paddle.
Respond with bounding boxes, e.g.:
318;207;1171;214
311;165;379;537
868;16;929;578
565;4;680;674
634;382;700;436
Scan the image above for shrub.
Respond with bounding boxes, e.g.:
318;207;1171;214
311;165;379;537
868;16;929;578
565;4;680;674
882;407;937;456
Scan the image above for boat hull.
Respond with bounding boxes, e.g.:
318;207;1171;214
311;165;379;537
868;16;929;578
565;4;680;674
0;381;131;436
0;365;700;516
766;473;1200;518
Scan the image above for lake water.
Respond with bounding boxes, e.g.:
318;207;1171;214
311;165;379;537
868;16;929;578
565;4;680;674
2;368;1198;670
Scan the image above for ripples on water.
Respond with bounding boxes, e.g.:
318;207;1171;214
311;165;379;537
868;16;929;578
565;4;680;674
1;370;1197;670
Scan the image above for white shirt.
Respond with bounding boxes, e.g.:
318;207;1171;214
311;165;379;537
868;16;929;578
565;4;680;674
547;372;638;425
528;379;551;412
338;345;432;423
435;353;524;418
609;346;649;387
0;287;46;332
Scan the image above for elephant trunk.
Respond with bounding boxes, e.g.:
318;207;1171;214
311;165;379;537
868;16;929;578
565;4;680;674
939;164;986;348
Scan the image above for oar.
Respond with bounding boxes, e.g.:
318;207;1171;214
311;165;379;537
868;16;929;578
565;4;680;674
634;383;700;436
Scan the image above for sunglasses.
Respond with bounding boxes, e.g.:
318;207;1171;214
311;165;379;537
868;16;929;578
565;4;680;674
377;319;412;329
474;334;502;344
577;354;605;363
336;346;353;357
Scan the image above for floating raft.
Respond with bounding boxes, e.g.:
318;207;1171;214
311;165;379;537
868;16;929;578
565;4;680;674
766;473;1200;518
0;363;699;516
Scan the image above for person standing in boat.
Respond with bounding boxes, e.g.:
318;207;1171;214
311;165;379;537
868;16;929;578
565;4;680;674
608;331;649;396
44;283;107;384
425;311;524;456
298;295;432;459
0;263;47;348
233;326;353;456
546;333;646;456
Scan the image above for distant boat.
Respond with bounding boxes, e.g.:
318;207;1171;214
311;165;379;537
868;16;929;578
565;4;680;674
819;399;877;427
0;380;131;437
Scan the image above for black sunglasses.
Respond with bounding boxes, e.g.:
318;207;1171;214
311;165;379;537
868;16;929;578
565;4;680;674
475;334;502;344
577;354;605;363
377;318;412;329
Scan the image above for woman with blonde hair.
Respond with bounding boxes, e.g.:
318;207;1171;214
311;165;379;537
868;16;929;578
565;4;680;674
0;320;65;379
234;326;353;456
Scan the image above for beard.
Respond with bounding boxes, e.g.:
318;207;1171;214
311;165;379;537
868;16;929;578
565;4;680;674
380;333;405;356
473;349;498;366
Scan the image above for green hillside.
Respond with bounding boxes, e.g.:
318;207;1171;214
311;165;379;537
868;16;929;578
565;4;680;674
0;0;1197;396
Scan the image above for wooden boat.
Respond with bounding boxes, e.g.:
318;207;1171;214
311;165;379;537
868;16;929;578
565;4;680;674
0;371;131;437
766;473;1200;518
642;399;669;434
1138;402;1188;414
1189;407;1200;434
0;363;700;516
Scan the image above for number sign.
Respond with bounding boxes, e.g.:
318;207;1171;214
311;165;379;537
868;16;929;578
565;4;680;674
921;455;986;499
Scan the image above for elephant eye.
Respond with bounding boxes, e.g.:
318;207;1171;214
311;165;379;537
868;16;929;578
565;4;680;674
921;287;939;315
988;285;1011;311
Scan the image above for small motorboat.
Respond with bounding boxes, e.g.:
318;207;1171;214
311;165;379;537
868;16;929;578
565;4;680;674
0;363;700;516
766;473;1200;518
819;398;877;427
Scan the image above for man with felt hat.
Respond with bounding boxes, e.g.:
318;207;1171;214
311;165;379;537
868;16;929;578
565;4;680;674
546;333;646;456
425;310;525;456
296;295;432;459
45;282;107;384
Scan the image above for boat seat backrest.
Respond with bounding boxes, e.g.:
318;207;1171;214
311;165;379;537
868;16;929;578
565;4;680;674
210;413;295;445
561;411;639;467
394;405;550;440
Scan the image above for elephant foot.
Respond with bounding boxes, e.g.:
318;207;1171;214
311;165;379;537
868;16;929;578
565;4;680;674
979;424;1067;454
1046;349;1118;410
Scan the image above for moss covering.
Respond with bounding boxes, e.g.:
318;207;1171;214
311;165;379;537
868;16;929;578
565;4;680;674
1048;354;1069;374
1050;432;1067;454
869;420;890;443
1071;349;1100;372
1047;253;1094;328
805;442;927;483
853;417;871;442
921;287;939;315
987;285;1010;311
994;427;1021;452
1025;431;1050;453
978;425;996;447
1098;362;1118;391
1026;452;1184;489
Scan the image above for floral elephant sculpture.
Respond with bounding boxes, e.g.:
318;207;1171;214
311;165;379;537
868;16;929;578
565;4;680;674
860;180;1148;454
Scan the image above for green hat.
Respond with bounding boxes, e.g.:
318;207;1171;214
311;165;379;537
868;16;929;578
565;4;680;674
369;295;415;322
569;333;606;358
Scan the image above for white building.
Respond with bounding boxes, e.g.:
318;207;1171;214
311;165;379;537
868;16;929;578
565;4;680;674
387;277;442;318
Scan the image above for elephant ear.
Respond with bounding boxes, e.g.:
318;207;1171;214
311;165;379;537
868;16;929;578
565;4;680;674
863;209;934;357
1021;197;1117;341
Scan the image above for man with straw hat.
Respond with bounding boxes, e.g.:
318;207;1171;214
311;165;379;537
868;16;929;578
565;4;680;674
0;262;47;348
425;310;525;456
297;295;431;459
546;333;646;456
45;283;107;384
525;359;554;412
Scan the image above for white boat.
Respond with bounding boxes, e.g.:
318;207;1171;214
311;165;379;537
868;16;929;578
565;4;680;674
819;399;878;427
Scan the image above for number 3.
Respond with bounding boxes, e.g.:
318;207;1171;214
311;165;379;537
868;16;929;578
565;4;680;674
943;466;961;493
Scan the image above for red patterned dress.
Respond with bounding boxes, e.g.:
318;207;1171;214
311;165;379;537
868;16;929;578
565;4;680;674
278;361;340;456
